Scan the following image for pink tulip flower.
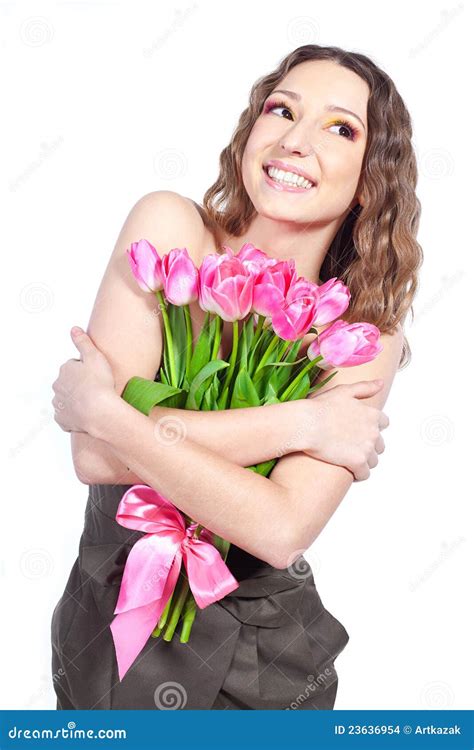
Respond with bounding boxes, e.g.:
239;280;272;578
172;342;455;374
127;239;164;293
312;278;351;327
161;247;199;305
198;247;254;322
307;320;383;369
252;259;297;317
233;242;276;273
271;278;319;341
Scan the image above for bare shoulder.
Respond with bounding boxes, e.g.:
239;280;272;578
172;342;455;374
123;190;210;265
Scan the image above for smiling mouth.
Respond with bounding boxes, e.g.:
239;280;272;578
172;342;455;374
262;164;316;190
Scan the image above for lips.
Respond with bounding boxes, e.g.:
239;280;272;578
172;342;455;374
262;164;316;191
264;160;317;186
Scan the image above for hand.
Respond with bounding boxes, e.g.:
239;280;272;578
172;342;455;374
51;327;116;434
302;380;390;482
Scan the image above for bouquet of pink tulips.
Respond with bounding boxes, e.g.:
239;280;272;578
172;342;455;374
110;238;383;679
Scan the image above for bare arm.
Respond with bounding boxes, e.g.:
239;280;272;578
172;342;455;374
71;190;308;485
88;392;295;569
85;326;403;568
75;399;308;485
269;324;405;554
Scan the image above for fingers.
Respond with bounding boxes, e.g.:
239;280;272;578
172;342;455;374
347;380;384;399
353;445;380;481
375;434;385;454
353;464;370;482
379;411;390;430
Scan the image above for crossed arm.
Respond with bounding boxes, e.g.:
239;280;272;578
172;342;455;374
71;190;404;568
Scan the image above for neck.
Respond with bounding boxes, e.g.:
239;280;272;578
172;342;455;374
218;208;352;284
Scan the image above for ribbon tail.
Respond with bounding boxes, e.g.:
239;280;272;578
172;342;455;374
110;554;182;681
184;539;240;609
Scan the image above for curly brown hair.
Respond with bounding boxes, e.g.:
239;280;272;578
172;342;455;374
199;44;424;370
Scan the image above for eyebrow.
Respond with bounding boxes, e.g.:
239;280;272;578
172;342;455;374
268;89;367;134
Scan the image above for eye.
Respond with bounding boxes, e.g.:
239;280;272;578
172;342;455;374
327;119;358;140
263;99;294;121
263;99;359;141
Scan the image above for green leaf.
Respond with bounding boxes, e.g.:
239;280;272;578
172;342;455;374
168;303;188;388
121;376;186;415
307;369;338;394
211;533;231;562
185;360;229;410
246;458;278;477
188;312;211;382
236;316;255;371
201;386;213;411
230;369;260;408
281;372;311;402
262;382;281;405
248;325;274;375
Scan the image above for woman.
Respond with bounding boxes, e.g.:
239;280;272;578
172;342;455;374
50;44;423;710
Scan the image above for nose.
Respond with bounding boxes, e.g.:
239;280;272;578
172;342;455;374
278;123;316;158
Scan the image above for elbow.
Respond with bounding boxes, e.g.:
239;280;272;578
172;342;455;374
272;521;321;571
266;524;310;571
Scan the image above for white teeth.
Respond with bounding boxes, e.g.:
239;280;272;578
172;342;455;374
266;165;314;189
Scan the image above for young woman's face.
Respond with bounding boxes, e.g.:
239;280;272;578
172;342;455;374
241;59;370;226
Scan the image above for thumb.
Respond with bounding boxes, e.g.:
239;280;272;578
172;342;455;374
70;326;95;357
350;379;384;398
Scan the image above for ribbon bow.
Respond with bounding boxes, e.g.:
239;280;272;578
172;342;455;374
110;484;239;681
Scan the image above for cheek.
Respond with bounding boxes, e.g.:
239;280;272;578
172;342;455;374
241;137;262;184
322;150;363;192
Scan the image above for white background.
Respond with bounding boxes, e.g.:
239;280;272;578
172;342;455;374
1;0;471;710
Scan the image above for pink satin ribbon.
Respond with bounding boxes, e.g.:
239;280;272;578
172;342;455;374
110;484;240;681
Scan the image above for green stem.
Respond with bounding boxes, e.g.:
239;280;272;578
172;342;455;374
252;314;265;346
180;591;197;642
183;304;193;381
151;592;173;637
255;332;280;374
280;355;323;401
211;314;222;360
160;523;203;642
218;320;239;406
156;290;178;386
162;574;190;641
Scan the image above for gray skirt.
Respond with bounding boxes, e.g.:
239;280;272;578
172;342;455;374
51;484;349;710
